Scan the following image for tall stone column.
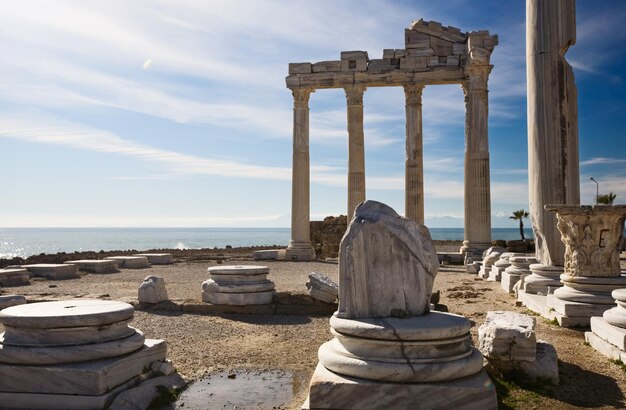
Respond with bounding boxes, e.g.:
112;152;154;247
527;0;579;267
344;85;367;220
286;87;316;261
461;67;492;256
404;84;425;225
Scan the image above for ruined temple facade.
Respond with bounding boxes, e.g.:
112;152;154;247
285;19;498;261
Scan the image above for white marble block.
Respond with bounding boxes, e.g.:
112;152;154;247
138;275;168;304
478;311;536;361
64;260;119;274
0;268;30;287
135;253;174;265
306;272;338;303
22;264;80;280
253;250;280;261
0;295;27;310
105;256;150;269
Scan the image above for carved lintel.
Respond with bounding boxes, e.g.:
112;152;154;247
344;84;367;106
403;84;425;106
292;87;315;109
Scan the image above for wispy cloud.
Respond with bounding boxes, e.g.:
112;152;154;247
580;157;626;166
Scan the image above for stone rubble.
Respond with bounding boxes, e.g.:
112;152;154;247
305;272;338;303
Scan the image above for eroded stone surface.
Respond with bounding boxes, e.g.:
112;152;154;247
0;268;30;287
478;311;536;361
0;295;27;310
105;256;150;269
337;201;438;319
306;272;338;303
64;260;119;274
138;275;168;304
22;264;80;280
135;253;174;264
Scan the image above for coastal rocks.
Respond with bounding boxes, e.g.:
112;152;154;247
304;201;496;409
22;264;80;280
0;268;30;287
105;256;151;269
306;272;338;303
0;295;26;310
479;311;558;384
64;260;119;274
0;299;181;408
202;265;275;305
138;275;168;304
134;253;174;265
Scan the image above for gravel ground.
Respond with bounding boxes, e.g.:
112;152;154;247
2;250;626;409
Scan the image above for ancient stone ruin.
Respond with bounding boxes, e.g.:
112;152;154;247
303;201;496;409
202;265;276;305
0;299;182;408
285;19;498;261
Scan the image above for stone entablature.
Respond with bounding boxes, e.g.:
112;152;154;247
287;19;497;89
285;19;498;261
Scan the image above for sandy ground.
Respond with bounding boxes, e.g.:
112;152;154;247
2;250;626;409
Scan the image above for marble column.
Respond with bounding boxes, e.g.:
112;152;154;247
286;87;316;261
527;0;580;267
344;85;367;220
404;84;425;225
461;67;492;255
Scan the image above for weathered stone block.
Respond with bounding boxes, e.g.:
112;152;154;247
0;295;27;310
306;272;338;303
430;37;453;55
478;311;536;361
0;269;30;287
135;253;174;265
453;43;466;55
138;275;168;304
288;62;312;74
407;47;435;57
22;264;80;280
400;56;428;69
312;60;342;73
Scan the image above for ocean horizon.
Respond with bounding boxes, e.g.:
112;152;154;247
0;227;539;259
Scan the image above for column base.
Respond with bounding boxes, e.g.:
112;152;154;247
460;242;491;261
285;241;316;261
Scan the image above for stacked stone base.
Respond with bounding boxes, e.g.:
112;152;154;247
546;275;626;328
585;289;626;362
523;264;563;295
0;300;178;409
202;265;275;305
517;290;554;319
303;312;497;410
285;241;316;261
303;364;495;410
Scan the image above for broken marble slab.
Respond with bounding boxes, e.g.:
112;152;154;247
0;268;30;287
0;295;27;310
22;264;80;280
105;256;150;269
64;259;119;274
306;272;338;303
134;253;174;264
138;275;168;304
478;311;536;362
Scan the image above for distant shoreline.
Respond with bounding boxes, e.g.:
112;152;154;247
0;241;468;268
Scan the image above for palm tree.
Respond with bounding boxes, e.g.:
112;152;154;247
510;209;529;241
597;192;617;205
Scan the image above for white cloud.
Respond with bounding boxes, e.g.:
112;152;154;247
581;157;626;166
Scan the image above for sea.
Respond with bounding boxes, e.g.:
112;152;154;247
0;227;537;259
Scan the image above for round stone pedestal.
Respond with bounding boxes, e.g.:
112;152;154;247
0;300;143;365
319;312;484;383
603;289;626;328
554;275;626;304
202;265;275;305
524;264;563;295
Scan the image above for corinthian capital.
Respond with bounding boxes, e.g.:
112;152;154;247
403;84;425;106
344;84;367;106
292;87;315;108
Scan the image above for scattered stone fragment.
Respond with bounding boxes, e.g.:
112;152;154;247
306;272;338;303
105;256;151;269
478;311;536;361
0;295;27;310
0;269;30;287
135;253;174;265
138;275;169;304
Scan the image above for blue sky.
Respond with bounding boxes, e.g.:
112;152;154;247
0;0;625;228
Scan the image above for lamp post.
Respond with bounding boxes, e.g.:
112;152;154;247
590;177;599;205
